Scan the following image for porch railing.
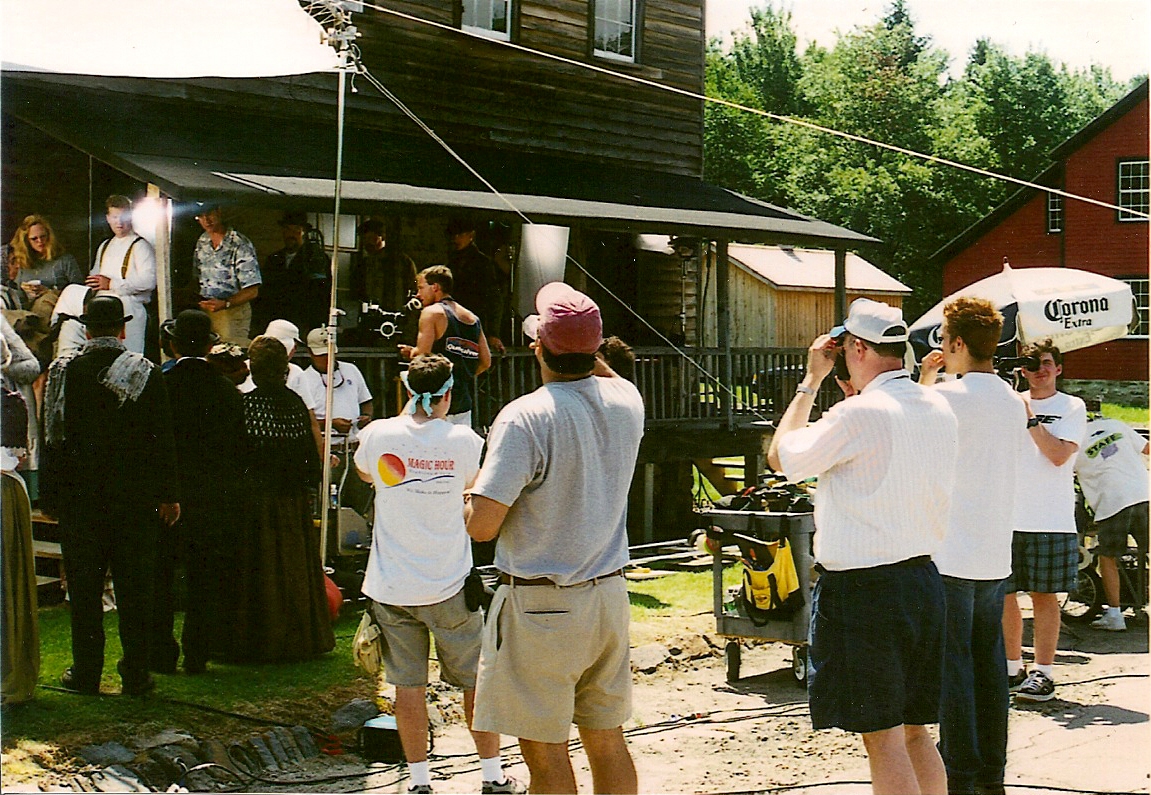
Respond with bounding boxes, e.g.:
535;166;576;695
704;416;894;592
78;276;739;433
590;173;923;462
335;346;838;430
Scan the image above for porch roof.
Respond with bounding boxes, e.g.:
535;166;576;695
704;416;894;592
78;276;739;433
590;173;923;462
3;74;877;247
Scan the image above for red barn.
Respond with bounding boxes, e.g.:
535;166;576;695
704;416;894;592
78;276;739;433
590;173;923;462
932;80;1149;382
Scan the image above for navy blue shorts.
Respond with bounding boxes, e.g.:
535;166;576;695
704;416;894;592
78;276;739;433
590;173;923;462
1005;532;1078;594
1095;502;1149;558
808;557;945;734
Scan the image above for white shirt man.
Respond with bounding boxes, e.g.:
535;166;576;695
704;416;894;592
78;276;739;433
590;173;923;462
87;197;156;354
768;297;958;795
298;327;373;445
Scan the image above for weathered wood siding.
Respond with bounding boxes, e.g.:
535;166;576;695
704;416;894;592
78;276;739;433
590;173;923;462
701;261;904;348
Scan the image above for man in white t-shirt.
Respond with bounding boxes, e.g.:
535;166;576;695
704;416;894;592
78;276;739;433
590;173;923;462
87;195;156;354
1075;400;1149;632
768;298;957;795
919;297;1027;795
300;327;373;444
354;354;517;795
466;283;644;795
1005;340;1086;703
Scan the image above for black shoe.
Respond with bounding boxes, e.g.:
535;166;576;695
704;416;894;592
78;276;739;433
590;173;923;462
117;660;156;697
60;668;100;695
184;659;207;675
1007;669;1028;693
1014;670;1055;703
149;660;177;675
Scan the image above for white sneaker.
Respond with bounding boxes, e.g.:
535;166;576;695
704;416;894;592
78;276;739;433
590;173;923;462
1090;611;1126;632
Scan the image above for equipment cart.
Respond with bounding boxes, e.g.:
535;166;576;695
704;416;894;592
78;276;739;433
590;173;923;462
702;509;816;687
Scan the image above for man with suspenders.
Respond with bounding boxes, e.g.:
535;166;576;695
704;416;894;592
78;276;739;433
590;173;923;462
86;195;156;355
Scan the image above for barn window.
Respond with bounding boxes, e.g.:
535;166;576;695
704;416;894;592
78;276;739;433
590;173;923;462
1117;159;1149;222
593;0;638;62
1124;277;1149;338
1047;192;1063;234
462;0;512;40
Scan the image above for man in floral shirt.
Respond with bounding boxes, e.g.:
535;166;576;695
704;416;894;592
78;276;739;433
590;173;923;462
193;203;261;345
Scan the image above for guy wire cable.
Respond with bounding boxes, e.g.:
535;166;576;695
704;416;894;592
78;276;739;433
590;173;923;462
351;0;1149;220
352;56;777;425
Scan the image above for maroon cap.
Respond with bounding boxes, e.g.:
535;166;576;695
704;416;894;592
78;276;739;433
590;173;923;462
524;282;603;355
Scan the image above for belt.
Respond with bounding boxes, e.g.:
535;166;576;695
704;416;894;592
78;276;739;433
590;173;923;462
498;569;624;588
815;555;931;575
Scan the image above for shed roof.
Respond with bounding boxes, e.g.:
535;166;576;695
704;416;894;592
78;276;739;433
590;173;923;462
2;74;878;246
728;244;910;294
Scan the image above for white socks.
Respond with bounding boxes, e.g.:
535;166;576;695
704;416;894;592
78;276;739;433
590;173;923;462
408;761;431;787
481;756;506;783
1006;659;1024;676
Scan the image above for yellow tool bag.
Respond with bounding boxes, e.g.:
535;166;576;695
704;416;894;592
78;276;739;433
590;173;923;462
740;536;803;625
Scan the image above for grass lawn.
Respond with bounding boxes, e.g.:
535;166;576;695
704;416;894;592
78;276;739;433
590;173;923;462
1103;403;1149;426
3;567;739;764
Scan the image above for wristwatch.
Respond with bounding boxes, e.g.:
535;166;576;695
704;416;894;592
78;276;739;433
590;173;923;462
1027;416;1041;429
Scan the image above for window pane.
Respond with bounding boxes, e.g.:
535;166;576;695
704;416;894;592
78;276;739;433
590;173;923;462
1125;278;1149;337
1118;160;1149;222
1047;192;1063;234
594;0;635;59
463;0;511;38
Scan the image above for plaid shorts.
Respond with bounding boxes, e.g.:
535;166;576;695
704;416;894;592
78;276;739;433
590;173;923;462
1006;532;1078;594
1095;502;1149;558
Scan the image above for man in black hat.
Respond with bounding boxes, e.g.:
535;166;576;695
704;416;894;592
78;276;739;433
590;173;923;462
150;310;245;674
252;210;330;336
40;295;179;696
447;217;506;353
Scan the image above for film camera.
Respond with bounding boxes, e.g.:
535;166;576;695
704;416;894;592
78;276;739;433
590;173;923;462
359;302;407;339
993;354;1040;379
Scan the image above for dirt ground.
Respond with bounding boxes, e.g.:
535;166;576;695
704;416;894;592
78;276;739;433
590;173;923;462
4;605;1148;794
189;605;1149;795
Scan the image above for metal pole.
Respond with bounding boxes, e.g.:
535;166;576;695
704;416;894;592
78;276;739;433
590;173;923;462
319;38;352;565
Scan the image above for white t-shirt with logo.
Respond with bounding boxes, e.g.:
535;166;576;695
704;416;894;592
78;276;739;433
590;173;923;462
298;361;373;443
931;373;1028;580
355;414;484;606
1075;417;1149;522
1012;391;1087;534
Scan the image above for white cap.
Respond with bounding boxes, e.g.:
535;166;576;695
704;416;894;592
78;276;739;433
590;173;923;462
306;327;335;355
830;298;908;344
264;319;301;354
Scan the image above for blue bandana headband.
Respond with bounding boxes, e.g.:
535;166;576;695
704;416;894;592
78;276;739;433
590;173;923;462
400;370;454;415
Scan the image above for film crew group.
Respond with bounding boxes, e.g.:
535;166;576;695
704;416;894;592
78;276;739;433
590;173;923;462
356;282;643;794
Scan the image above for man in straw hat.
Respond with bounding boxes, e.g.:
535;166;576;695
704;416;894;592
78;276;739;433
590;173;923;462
40;295;179;697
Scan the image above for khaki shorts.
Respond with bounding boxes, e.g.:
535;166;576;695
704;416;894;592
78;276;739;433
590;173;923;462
209;302;252;347
369;589;483;689
472;576;631;743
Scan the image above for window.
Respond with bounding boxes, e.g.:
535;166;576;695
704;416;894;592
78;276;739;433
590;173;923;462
1124;277;1149;337
593;0;637;62
462;0;511;40
1047;192;1063;234
1117;159;1149;222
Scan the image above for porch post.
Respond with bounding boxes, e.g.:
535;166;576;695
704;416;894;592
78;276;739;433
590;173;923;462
834;247;847;322
643;462;655;544
147;183;173;328
716;238;732;430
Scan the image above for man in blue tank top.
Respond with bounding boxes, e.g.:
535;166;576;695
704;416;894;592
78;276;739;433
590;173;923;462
398;265;491;428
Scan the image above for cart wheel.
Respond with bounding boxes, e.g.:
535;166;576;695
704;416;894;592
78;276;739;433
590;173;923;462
791;646;808;689
725;641;741;682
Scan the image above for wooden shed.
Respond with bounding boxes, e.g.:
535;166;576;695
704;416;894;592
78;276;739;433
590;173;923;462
702;244;911;347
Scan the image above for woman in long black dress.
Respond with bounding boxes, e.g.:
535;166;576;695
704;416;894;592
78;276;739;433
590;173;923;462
228;335;334;662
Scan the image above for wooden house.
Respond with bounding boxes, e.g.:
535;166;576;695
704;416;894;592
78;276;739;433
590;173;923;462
701;244;910;348
932;80;1149;382
2;0;879;540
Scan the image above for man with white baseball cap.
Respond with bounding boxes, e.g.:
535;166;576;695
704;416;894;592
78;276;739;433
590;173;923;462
768;297;958;794
248;319;325;458
299;326;374;444
466;282;644;794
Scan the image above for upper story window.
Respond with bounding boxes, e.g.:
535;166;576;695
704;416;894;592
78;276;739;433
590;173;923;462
1117;159;1149;222
463;0;512;40
1047;192;1063;234
593;0;638;62
1124;277;1149;338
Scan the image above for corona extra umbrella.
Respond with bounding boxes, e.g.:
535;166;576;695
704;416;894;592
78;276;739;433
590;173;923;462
908;261;1136;364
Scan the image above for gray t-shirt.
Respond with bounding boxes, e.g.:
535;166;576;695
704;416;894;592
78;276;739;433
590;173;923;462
473;375;644;585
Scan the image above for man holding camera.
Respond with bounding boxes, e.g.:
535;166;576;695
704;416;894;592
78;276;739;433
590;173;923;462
354;354;517;795
919;297;1027;795
1004;341;1086;703
768;298;958;795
